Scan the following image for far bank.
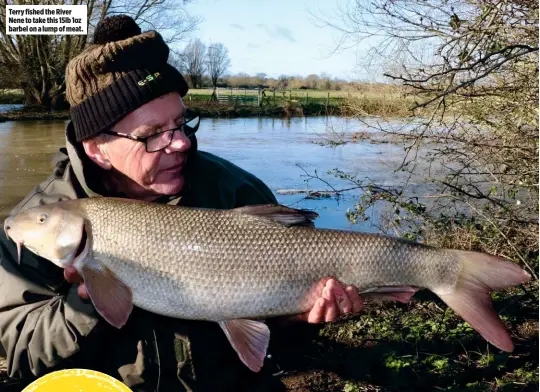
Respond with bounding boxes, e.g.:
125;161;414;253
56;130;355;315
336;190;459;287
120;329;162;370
0;88;414;121
0;102;347;122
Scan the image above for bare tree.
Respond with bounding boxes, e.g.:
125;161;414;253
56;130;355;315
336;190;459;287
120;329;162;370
0;0;199;110
179;38;206;88
316;0;538;275
255;72;267;87
305;74;320;89
277;75;290;90
107;0;200;44
226;72;250;88
205;42;230;100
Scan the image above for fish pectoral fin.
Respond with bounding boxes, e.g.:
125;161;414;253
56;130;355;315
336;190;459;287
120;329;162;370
80;259;133;329
233;204;318;227
360;286;419;303
218;319;270;372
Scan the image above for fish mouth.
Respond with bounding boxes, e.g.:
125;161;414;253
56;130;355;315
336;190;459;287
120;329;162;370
3;218;11;240
72;225;92;270
4;218;24;264
74;229;87;260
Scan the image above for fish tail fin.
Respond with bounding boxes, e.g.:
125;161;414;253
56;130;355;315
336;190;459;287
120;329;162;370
434;250;531;352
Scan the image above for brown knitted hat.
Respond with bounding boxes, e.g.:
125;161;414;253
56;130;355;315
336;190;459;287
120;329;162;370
66;15;189;142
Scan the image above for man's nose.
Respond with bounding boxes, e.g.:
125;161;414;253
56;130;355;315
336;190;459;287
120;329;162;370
165;129;191;153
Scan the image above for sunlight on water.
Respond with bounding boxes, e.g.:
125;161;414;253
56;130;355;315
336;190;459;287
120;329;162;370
0;116;422;231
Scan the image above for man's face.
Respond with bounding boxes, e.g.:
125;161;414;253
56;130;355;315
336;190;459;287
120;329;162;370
90;92;192;199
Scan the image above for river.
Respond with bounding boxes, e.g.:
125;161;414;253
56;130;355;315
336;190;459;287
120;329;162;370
0;116;425;231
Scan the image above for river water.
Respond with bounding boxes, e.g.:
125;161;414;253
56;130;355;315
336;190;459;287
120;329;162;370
0;116;424;231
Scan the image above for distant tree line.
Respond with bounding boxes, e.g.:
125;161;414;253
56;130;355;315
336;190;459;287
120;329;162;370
221;72;351;91
176;67;359;91
170;39;356;92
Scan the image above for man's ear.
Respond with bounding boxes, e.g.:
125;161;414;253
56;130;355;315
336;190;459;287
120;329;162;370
82;137;112;170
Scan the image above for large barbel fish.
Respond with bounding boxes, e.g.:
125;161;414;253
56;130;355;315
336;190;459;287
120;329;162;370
3;198;531;371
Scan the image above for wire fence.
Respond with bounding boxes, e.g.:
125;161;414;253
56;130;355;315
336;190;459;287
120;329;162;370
185;88;347;107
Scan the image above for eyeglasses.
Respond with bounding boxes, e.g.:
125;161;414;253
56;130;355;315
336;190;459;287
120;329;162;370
103;111;200;153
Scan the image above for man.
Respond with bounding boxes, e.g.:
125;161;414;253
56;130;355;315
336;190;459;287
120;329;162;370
0;15;363;391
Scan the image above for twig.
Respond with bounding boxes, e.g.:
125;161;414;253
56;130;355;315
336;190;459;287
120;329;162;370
463;200;538;280
408;48;538;110
385;45;538;84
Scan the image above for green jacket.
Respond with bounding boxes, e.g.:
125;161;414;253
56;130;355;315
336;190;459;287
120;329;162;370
0;122;285;391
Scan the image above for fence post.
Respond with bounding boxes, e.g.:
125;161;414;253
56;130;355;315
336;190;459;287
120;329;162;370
306;91;309;105
326;92;330;114
257;87;260;107
289;90;292;100
273;90;276;106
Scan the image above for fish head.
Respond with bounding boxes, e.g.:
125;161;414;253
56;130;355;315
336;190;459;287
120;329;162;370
4;204;85;268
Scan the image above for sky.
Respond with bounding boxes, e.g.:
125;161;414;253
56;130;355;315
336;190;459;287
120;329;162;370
179;0;367;81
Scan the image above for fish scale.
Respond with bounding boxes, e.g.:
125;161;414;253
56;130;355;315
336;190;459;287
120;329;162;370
69;198;461;320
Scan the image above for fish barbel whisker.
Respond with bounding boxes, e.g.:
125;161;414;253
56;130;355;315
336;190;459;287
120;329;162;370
16;240;22;265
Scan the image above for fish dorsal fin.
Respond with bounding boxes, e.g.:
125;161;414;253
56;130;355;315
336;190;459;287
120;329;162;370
233;204;318;227
219;319;270;372
80;257;133;329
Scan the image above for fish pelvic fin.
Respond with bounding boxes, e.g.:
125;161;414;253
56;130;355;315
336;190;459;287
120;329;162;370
434;250;531;352
219;319;270;372
233;204;318;227
80;257;133;329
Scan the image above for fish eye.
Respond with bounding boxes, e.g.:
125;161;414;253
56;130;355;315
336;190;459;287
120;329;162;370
37;213;48;224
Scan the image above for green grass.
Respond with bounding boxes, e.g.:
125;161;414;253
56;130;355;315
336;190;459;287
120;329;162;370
185;87;415;118
188;88;359;98
0;89;24;104
275;283;538;391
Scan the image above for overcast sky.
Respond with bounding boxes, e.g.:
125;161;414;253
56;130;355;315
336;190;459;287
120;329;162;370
180;0;369;80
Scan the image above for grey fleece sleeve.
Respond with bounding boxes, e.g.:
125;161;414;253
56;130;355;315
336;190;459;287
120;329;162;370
0;231;103;379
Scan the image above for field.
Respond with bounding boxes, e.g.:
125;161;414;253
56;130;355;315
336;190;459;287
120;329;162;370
187;86;408;103
0;89;24;104
0;86;415;118
190;88;366;98
184;86;413;118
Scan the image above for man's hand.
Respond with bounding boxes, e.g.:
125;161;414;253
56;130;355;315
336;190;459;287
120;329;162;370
296;278;364;323
64;266;89;299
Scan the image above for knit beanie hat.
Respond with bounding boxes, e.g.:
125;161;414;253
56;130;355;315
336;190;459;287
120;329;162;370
65;15;189;142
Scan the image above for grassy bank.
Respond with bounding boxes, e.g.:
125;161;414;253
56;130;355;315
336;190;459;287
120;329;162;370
274;282;538;391
0;89;24;104
0;87;414;120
